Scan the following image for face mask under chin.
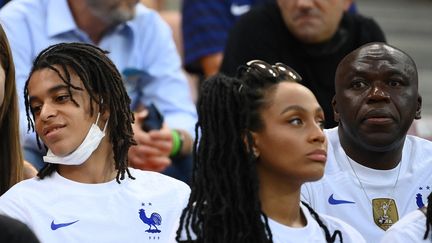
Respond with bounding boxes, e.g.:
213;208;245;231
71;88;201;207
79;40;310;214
43;113;108;165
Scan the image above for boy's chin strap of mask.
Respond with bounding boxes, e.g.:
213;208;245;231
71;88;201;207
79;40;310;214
43;112;108;165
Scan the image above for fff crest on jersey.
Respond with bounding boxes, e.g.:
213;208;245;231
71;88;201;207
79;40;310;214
372;198;399;231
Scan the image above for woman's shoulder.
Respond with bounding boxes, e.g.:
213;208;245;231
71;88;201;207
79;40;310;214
315;212;366;243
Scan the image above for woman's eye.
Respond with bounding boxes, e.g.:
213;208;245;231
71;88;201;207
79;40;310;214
317;120;325;130
289;118;303;125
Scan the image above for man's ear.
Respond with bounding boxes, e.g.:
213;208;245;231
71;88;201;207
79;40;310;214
332;96;340;123
415;95;422;120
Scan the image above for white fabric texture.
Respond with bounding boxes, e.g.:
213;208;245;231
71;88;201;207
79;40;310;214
0;168;190;243
381;208;431;243
268;203;365;243
302;127;432;243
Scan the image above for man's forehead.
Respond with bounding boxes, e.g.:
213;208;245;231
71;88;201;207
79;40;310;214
340;44;415;74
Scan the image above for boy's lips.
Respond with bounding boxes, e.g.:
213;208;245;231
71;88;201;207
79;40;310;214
43;124;66;136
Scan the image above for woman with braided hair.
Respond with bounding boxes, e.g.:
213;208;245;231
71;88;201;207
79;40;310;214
0;42;190;243
176;60;363;243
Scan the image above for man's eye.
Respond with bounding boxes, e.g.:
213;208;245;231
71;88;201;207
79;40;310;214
351;80;367;89
388;80;402;87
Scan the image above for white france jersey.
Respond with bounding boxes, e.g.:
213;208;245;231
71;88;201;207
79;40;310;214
0;168;190;243
269;203;365;243
381;207;431;243
301;127;432;243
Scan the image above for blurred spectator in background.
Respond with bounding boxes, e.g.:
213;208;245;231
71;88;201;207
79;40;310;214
182;0;359;79
220;0;385;129
182;0;273;78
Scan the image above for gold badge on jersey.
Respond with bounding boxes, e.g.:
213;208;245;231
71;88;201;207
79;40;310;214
372;198;399;231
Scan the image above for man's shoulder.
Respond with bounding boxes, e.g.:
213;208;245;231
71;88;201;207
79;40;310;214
233;3;281;30
341;13;385;42
405;134;432;156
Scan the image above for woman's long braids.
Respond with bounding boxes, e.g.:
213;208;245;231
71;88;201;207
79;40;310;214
176;73;272;243
23;42;136;183
176;60;344;243
424;192;432;240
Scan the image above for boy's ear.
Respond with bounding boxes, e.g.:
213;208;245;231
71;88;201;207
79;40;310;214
98;98;110;121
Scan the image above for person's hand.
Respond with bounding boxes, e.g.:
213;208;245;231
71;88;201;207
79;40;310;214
23;160;38;179
128;109;173;172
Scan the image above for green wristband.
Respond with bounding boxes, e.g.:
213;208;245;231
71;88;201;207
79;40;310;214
170;130;182;157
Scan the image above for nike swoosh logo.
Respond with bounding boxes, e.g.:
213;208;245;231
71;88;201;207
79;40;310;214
328;194;355;205
51;220;79;230
230;4;251;16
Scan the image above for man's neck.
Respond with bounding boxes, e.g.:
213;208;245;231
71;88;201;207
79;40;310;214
339;130;404;170
67;0;109;44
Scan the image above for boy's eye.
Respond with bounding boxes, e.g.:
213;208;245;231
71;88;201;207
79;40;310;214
55;95;70;102
30;105;42;115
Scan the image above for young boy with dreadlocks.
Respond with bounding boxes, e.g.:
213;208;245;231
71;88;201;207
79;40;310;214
0;42;190;243
176;60;364;243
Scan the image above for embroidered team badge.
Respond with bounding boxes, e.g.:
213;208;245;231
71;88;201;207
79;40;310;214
139;202;163;240
372;198;399;231
139;208;162;233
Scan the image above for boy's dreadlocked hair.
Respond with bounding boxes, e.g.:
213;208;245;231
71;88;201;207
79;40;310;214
23;42;136;183
176;60;343;243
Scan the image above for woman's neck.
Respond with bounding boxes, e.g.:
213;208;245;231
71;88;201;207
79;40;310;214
258;170;306;227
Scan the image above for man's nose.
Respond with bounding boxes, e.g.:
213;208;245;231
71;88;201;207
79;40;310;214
367;83;390;102
297;0;315;8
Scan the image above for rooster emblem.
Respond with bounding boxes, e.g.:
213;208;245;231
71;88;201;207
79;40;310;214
416;193;425;208
139;209;162;233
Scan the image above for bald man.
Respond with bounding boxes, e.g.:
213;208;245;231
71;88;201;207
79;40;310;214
301;42;432;242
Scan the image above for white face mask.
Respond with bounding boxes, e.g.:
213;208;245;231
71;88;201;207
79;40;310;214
43;113;108;165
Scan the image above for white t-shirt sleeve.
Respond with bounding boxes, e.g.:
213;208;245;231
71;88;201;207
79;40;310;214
0;181;31;224
381;209;430;243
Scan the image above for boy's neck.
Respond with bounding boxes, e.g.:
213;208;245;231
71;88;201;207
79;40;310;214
57;139;117;183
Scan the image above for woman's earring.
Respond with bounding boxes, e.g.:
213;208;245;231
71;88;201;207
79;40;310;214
253;147;260;158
